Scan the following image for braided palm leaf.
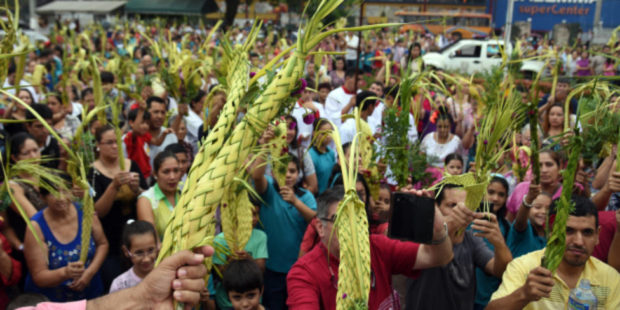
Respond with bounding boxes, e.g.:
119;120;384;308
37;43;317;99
178;27;258;202
157;0;346;263
157;6;398;305
220;187;254;254
324;119;371;309
542;132;581;272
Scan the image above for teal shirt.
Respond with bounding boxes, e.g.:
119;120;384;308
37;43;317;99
259;175;316;273
507;219;547;259
309;146;336;195
211;229;268;309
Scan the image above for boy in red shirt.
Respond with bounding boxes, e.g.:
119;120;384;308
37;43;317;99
124;108;171;178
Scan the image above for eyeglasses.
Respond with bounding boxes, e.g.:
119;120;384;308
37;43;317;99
127;247;158;259
319;214;337;223
99;140;117;146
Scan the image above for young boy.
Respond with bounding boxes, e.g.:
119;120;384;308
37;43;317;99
223;259;265;310
210;201;268;309
124;108;171;178
109;220;158;293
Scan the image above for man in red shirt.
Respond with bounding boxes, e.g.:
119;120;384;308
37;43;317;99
287;186;457;309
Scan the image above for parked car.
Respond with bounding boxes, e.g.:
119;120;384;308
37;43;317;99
422;39;544;76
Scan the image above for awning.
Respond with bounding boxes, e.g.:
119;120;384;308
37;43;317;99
36;1;126;14
125;0;219;16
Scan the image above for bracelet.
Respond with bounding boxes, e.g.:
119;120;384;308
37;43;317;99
431;222;449;245
522;196;533;209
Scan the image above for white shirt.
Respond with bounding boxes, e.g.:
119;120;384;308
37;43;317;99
325;87;356;129
421;133;462;168
149;126;178;167
369;102;418;143
184;109;203;154
71;102;83;119
339;117;365;145
291;101;319;150
345;35;359;61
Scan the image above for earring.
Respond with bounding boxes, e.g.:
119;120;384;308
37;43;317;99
96;147;100;152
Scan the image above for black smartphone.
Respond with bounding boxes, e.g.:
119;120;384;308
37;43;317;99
388;192;436;244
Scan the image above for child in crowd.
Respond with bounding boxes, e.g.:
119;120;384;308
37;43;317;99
124;108;173;179
109;220;158;293
210;200;268;309
124;109;153;178
508;192;551;259
370;184;391;235
444;153;464;176
223;259;266;310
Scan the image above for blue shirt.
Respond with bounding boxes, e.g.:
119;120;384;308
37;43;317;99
259;175;316;273
309;146;336;195
507;220;547;259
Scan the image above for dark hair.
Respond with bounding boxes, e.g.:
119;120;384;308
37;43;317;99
356;90;376;112
371;80;384;91
335;56;346;70
435;183;463;205
25;103;53;121
81;87;94;100
311;118;332;144
384;85;399;99
164;143;187;155
146;96;166;110
153;150;178;174
17;88;36;105
487;176;509;220
7;293;49;310
436;106;454;126
444;153;463;166
317;185;344;220
549;195;599;227
40;173;72;197
540;149;561;167
542;103;564;134
223;259;264;294
8;132;37;163
95;124;116;142
100;71;115;84
318;82;332;91
284;115;299;149
121;220;157;250
345;68;357;79
191;90;207;105
128;108;151;123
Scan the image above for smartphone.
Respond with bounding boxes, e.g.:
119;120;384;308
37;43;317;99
388;192;436;244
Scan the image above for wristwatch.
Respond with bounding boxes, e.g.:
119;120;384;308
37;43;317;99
431;222;449;245
522;196;533;209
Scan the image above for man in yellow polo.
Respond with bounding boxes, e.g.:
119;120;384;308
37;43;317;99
487;195;620;309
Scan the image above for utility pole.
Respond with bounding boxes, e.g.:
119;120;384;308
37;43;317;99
593;0;603;31
504;0;515;48
29;0;38;30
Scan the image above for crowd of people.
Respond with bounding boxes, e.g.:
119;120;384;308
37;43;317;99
0;16;619;310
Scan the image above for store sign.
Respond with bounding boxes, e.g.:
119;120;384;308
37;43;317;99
516;0;594;17
496;0;597;30
367;0;486;4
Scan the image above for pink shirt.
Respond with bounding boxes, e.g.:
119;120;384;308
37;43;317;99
18;301;86;310
506;181;562;215
109;267;143;293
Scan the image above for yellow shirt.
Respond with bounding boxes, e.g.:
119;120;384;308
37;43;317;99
491;249;620;309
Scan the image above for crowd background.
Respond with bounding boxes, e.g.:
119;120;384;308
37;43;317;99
0;10;619;310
